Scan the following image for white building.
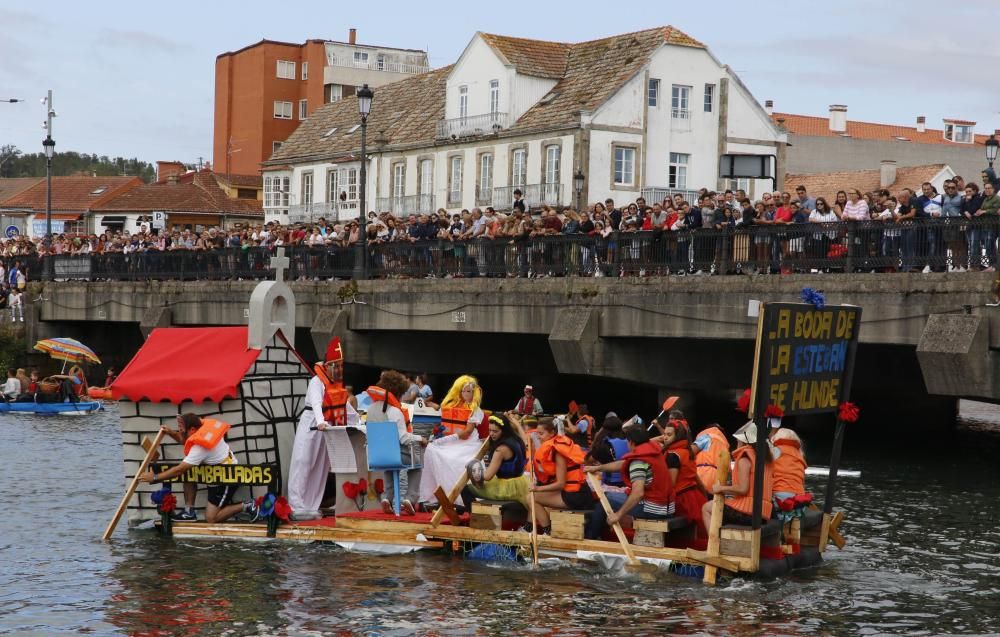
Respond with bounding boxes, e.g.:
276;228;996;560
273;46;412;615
263;26;787;224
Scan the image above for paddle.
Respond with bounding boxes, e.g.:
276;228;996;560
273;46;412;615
646;396;680;432
527;435;539;567
703;447;732;586
103;428;166;541
586;472;639;567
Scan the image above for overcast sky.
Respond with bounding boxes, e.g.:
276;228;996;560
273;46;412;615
1;0;997;166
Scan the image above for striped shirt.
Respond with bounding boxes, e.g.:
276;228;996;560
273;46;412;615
628;460;675;516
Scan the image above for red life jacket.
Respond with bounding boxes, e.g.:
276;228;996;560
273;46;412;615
666;439;700;493
516;396;535;415
183;418;231;456
366;386;411;431
313;364;349;426
772;438;806;496
622;441;673;507
535;434;587;493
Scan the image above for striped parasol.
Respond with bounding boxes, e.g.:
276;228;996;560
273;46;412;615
34;338;102;365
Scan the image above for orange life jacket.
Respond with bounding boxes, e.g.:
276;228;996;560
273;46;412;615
666;439;700;494
313;364;349;426
772;438;807;496
535;434;587;493
440;405;473;436
366;386;411;431
695;427;730;488
728;445;773;520
183;418;231;456
569;414;595;449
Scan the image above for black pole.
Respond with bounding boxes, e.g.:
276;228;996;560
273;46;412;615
358;118;368;280
45;153;52;240
750;414;769;530
823;309;862;514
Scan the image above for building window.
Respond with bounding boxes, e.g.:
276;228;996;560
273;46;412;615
276;60;296;79
459;86;468;120
648;78;660;107
264;176;272;207
302;62;309;80
669;152;689;189
273;101;293;119
511;148;527;188
347;168;358;201
479;153;493;199
325;84;343;103
299;99;308;120
327;170;340;203
613;146;635;186
281;176;290;207
301;172;313;208
266;176;290;208
392;163;406;199
724;177;750;194
377;54;385;71
489;80;500;115
671;85;691;119
945;123;973;143
419;159;433;196
449;156;463;204
353;51;369;65
544;145;561;185
272;141;283;153
704;84;714;113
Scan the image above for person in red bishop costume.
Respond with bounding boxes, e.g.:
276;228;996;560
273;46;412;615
287;337;358;520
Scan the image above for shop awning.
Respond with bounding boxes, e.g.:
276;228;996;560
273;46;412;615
99;216;127;224
34;213;82;221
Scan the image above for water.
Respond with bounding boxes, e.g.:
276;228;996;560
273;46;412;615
1;406;999;636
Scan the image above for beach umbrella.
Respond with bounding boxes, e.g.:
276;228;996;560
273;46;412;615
33;337;102;366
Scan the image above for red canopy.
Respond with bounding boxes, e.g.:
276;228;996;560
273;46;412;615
112;327;261;404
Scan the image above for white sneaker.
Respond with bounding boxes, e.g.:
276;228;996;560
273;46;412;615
921;265;932;274
948;265;956;273
958;267;967;273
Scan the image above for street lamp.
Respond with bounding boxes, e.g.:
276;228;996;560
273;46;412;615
573;169;585;211
42;90;56;243
356;83;373;279
986;135;998;169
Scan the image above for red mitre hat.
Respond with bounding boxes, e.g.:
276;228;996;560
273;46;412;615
325;337;344;363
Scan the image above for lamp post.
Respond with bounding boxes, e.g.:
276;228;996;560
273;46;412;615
42;90;56;243
356;83;373;279
573;169;585;211
987;135;998;169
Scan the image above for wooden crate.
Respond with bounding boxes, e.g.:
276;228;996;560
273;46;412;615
550;510;587;540
633;519;669;548
720;527;761;570
470;503;502;530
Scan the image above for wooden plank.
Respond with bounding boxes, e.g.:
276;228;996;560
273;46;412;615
171;521;444;548
721;528;755;542
430;439;489;527
685;549;739;573
103;429;166;541
586;472;638;566
633;519;670;532
550;510;587;539
829;511;846;549
334;517;434;533
633;530;664;548
433;486;461;526
140;435;160;462
703;447;731;585
818;512;832;553
720;538;752;558
749;528;761;571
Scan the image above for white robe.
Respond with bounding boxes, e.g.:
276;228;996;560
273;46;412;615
418;408;484;505
287;375;358;518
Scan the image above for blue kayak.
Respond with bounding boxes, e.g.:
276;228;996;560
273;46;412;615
0;400;103;414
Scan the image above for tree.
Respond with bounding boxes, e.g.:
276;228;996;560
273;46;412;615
0;144;22;178
0;146;156;183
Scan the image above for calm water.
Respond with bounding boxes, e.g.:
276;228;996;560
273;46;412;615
1;405;999;637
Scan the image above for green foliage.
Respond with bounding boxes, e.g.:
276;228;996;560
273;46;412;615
0;144;156;183
0;329;25;373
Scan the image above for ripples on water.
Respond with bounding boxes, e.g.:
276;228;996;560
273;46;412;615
0;406;998;636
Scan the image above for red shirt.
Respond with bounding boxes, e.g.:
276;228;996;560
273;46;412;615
775;207;795;223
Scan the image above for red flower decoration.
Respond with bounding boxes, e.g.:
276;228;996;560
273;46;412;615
374;479;385;495
764;404;784;419
358;479;368;494
778;498;795;512
273;496;291;522
342;482;358;499
736;388;751;414
160;493;177;514
838;402;860;423
793;493;814;507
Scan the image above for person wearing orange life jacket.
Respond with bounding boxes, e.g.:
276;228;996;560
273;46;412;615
366;370;427;516
566;403;595;450
418;375;484;509
139;413;260;523
771;428;807;503
529;420;592;535
584;426;675;540
701;421;774;532
693;424;731;491
658;420;709;538
288;337;360;520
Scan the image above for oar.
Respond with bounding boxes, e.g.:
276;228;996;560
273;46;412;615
586;472;639;567
527;435;539;567
703;447;732;586
646;396;680;431
103;428;166;541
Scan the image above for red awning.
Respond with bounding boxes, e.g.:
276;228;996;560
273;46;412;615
112;327;261;404
34;213;82;220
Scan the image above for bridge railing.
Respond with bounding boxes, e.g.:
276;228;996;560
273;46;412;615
22;218;999;281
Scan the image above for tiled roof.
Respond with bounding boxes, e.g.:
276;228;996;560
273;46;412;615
773;113;991;146
1;176;142;212
92;171;263;216
0;178;44;205
785;164;949;202
215;173;263;188
269;26;704;165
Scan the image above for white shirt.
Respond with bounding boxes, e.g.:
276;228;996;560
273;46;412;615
182;437;233;466
2;378;19;396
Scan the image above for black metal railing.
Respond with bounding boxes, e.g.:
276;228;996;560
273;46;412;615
20;218;1000;282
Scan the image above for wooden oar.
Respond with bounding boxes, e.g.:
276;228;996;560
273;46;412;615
103;428;165;541
430;439;490;527
527;435;538;567
586;472;638;567
703;447;732;586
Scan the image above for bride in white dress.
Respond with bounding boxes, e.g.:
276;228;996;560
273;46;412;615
418;375;484;507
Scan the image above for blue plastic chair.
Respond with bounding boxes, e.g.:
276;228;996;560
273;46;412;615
365;421;420;516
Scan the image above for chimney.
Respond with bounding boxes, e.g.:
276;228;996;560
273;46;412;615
156;160;185;183
916;116;926;133
828;105;848;133
880;160;897;188
764;100;773;116
349;28;357;45
166;173;179;185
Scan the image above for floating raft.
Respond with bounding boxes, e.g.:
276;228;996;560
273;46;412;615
0;400;103;415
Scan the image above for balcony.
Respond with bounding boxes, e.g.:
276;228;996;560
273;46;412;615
286;201;358;224
436;112;507;139
492;183;563;210
671;108;692;132
326;55;429;76
374;193;436;216
641;187;700;206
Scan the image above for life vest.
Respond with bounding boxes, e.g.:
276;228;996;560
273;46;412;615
621;441;673;507
313;364;349;426
535;434;587;493
772;438;807;496
728;446;774;520
516;396;535;415
604;437;630;486
491;438;526;479
666;440;700;494
569;414;595;449
183;418;231;456
366;386;411;431
695;427;730;488
440;405;473;436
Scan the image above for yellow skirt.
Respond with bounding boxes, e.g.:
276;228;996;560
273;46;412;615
468;474;530;507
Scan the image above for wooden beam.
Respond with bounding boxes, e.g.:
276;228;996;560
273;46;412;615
103;429;166;541
703;447;731;585
828;511;846;549
434;486;461;526
685;549;739;573
586;472;638;566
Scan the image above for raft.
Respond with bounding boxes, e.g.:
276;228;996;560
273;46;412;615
0;400;103;415
87;387;113;401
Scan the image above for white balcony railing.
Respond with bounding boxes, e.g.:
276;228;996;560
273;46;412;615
492;183;563;210
374;193;435;216
437;112;508;139
326;54;429;76
286;201;359;224
641;187;700;206
671;108;692;131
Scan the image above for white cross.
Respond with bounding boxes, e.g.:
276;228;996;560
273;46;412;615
269;248;290;283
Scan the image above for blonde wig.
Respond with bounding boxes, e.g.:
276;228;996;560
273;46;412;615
441;374;482;410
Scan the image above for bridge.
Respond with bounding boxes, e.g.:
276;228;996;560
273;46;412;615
26;273;1000;429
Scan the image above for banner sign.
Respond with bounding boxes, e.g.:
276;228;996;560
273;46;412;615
32;220;64;236
750;302;861;417
152;462;278;486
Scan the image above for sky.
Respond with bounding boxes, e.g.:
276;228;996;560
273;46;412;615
1;0;997;167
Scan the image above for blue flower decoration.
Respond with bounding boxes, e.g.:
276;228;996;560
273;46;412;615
801;287;825;309
258;492;276;517
150;486;172;504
